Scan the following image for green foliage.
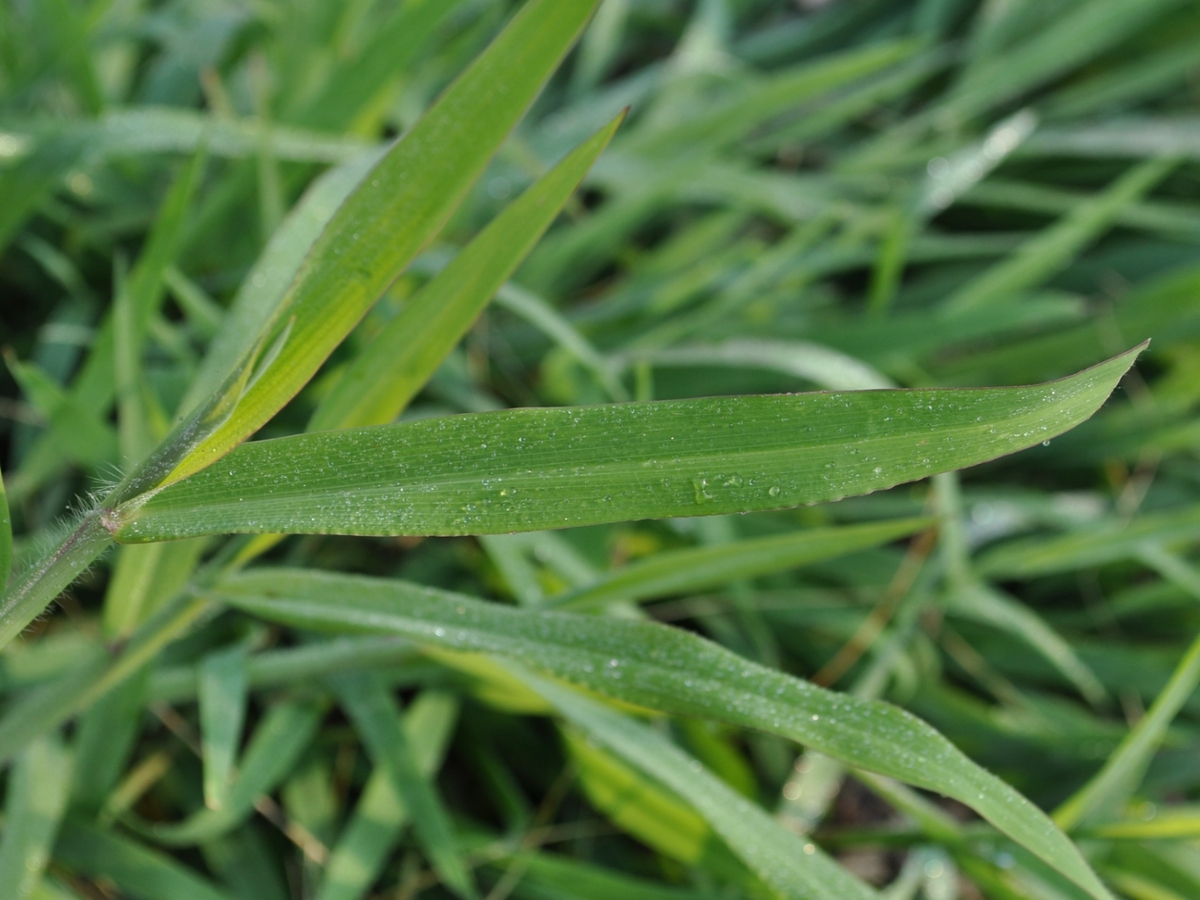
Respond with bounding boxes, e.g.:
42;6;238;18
1;1;1198;899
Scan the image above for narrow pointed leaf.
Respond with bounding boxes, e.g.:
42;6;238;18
946;582;1105;705
112;346;1143;542
128;0;603;496
129;698;322;846
516;666;880;900
308;112;625;432
331;674;476;900
978;502;1200;578
54;819;238;900
553;517;931;611
0;460;10;589
214;568;1113;900
0;734;72;900
199;646;249;812
315;692;458;900
1055;628;1200;831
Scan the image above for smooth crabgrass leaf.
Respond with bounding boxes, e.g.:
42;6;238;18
4;349;117;470
0;134;84;256
121;0;604;499
102;538;208;639
4;108;369;166
551;517;932;611
1022;118;1200;161
212;568;1114;900
565;728;751;882
308;113;625;432
614;339;895;391
945;582;1106;705
623;38;920;156
940;0;1186;123
111;346;1144;542
69;669;147;816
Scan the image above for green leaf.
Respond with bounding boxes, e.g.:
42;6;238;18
54;818;238;900
564;728;749;881
330;673;477;900
552;517;931;611
945;582;1105;705
0;458;10;590
617;339;895;391
112;346;1143;542
308;112;625;432
102;538;207;639
0;734;72;900
4;352;117;470
1054;615;1200;831
213;568;1113;900
517;666;881;900
129;697;323;846
199;646;248;812
69;669;147;815
943;159;1176;313
178;152;382;420
125;0;603;497
977;503;1200;578
315;692;458;900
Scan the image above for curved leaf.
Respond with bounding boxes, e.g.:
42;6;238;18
214;567;1113;900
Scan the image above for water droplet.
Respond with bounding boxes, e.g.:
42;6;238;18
768;486;782;498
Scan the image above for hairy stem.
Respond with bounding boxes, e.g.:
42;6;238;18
0;512;114;650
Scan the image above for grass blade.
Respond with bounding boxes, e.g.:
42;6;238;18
553;517;931;611
944;159;1176;312
0;458;10;589
315;692;458;900
54;818;238;900
200;646;249;812
127;0;604;496
331;673;476;900
112;346;1143;541
1054;622;1200;830
132;698;323;846
308;112;625;432
215;568;1114;900
517;665;881;900
0;734;72;900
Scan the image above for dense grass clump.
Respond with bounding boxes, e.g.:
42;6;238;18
1;1;1198;899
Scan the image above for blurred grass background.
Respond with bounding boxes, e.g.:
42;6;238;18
2;0;1200;898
